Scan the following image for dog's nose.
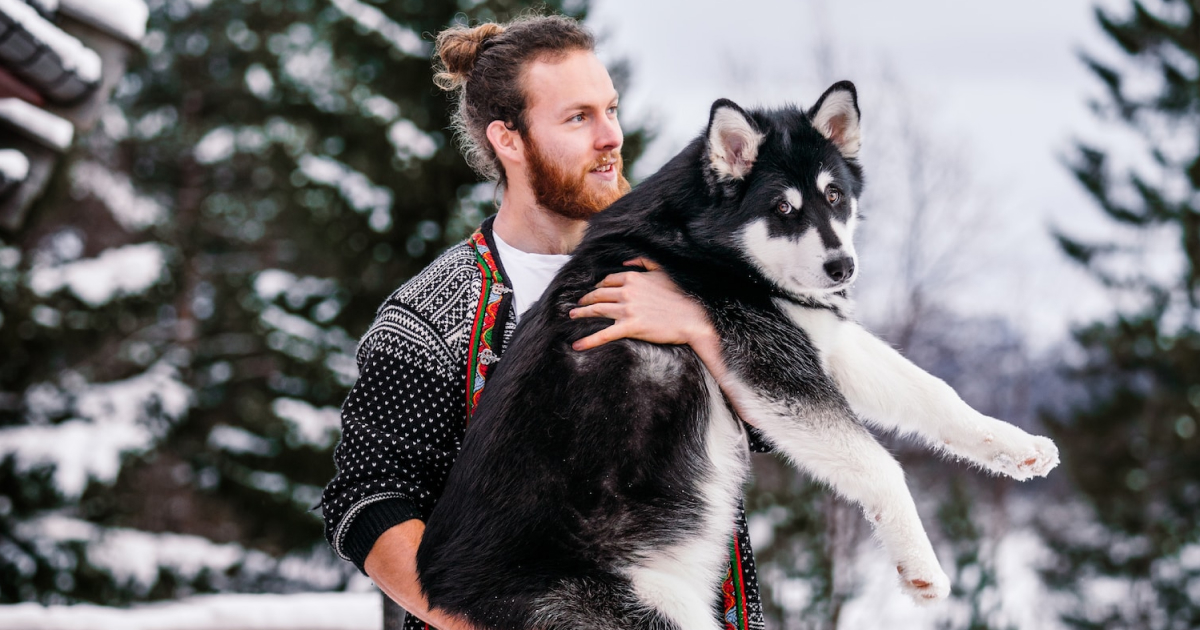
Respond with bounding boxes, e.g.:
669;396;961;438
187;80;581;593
824;257;855;283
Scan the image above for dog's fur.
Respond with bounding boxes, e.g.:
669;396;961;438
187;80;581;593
416;82;1059;630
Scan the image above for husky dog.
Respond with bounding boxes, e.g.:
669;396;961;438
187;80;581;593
416;81;1059;630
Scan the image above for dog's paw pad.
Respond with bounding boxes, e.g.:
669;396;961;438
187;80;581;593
988;432;1060;480
895;562;950;604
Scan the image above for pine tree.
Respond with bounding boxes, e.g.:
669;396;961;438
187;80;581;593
1042;1;1200;627
0;0;645;604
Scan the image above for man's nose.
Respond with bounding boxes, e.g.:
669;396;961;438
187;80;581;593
595;115;622;152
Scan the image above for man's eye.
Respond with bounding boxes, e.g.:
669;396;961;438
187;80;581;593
608;106;618;116
778;201;793;215
826;188;841;204
569;114;585;123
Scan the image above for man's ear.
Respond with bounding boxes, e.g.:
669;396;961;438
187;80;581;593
487;120;523;164
807;81;861;160
707;99;764;181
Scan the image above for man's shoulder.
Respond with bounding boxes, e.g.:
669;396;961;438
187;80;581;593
357;241;482;368
383;241;481;314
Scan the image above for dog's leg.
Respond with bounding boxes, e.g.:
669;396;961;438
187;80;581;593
808;312;1059;481
728;382;952;603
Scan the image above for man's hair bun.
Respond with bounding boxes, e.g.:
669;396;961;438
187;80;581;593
433;23;506;91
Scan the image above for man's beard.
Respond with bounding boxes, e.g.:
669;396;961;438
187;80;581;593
525;135;631;221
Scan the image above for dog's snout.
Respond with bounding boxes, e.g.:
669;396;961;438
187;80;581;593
824;257;855;283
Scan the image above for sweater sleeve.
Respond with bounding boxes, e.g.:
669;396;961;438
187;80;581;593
321;247;479;572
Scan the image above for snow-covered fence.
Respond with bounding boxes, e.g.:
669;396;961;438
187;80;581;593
0;592;381;630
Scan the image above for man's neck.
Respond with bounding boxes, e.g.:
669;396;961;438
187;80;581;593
492;184;587;255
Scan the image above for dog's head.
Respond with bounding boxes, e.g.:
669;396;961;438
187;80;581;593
700;82;864;298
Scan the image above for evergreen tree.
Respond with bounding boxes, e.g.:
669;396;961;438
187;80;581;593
1043;1;1200;627
0;0;645;604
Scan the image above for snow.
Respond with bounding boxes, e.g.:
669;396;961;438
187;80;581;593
361;94;399;123
70;160;166;231
0;148;29;184
0;98;74;151
244;63;275;100
28;242;169;306
24;0;59;17
0;0;102;82
0;592;380;630
261;305;324;340
25;515;262;591
327;0;426;58
271;398;340;449
387;119;437;162
253;269;337;306
297;154;393;232
0;362;191;498
194;126;236;164
207;424;274;456
17;515;355;597
58;0;149;44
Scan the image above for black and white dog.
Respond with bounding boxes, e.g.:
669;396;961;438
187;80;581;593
417;81;1059;630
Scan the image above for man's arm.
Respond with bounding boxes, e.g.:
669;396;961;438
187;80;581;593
366;520;480;630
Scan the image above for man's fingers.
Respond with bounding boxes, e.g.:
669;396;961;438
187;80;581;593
595;272;633;288
572;324;626;351
623;257;661;272
569;302;626;320
577;287;625;307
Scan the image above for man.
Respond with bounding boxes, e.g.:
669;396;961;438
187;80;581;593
321;15;766;630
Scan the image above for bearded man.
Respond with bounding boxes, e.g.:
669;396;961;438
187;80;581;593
321;14;767;630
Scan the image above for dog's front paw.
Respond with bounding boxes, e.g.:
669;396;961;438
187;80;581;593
987;427;1060;481
895;556;950;604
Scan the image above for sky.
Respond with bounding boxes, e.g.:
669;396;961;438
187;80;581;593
588;0;1135;350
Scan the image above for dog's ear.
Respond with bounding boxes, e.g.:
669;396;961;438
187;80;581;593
707;99;764;181
807;81;861;160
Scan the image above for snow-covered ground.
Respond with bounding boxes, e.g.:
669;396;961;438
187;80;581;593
0;592;380;630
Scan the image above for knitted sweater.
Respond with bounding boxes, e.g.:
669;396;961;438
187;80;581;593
321;217;766;630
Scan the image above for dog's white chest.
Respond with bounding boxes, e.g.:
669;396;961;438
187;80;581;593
623;368;749;630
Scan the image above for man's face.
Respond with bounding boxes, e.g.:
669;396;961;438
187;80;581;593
520;50;630;220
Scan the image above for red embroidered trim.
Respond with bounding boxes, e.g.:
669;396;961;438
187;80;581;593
465;231;505;422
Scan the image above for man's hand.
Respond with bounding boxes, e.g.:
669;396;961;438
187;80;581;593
569;257;728;381
365;520;483;630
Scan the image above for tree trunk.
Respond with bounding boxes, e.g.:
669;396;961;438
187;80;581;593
383;592;407;630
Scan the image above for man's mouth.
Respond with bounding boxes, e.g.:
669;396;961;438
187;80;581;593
592;164;614;173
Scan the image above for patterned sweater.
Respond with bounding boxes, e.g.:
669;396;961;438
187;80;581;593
321;217;766;630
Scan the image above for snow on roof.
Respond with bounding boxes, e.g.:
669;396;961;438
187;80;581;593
23;0;59;17
70;160;166;231
0;362;191;498
0;97;73;151
271;397;340;449
0;592;380;630
327;0;426;59
0;0;103;82
27;241;168;306
57;0;148;44
297;154;392;232
0;147;30;183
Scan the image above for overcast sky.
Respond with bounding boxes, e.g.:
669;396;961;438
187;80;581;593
588;0;1136;350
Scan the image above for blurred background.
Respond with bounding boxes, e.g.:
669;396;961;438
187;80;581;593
0;0;1197;628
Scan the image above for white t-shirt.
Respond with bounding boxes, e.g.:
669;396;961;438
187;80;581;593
492;232;571;322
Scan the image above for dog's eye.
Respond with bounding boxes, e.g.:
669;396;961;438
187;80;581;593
826;188;841;204
777;201;793;215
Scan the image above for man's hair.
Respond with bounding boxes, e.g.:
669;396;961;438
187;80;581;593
433;14;595;184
